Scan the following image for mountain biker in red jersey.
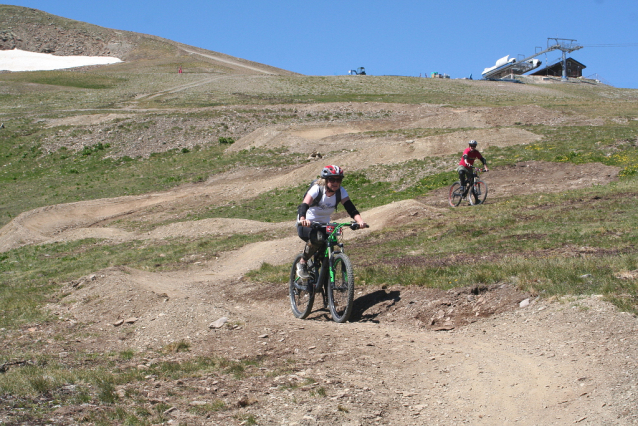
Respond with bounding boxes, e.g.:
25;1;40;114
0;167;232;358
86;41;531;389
296;165;367;279
457;140;489;193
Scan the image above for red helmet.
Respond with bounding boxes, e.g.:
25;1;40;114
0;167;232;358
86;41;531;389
321;165;344;179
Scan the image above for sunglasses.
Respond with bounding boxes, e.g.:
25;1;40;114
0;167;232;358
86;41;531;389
327;177;343;183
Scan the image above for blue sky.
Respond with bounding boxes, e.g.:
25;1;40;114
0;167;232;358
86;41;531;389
5;0;638;88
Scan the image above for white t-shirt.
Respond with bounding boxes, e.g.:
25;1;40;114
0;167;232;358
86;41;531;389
303;184;349;223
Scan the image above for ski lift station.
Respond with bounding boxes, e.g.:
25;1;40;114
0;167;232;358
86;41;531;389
482;38;584;82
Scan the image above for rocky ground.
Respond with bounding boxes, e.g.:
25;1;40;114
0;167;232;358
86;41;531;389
5;257;638;425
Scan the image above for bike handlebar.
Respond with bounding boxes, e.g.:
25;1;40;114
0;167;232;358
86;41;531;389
302;221;369;230
349;222;370;230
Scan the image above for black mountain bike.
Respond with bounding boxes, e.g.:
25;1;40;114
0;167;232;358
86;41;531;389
448;167;488;207
289;222;367;323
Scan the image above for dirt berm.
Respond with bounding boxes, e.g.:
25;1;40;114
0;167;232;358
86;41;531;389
1;104;636;426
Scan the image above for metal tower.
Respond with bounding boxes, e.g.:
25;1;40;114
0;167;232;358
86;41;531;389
482;38;583;81
546;38;583;81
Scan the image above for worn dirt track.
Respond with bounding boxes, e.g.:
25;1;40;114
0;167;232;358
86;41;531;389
2;105;637;425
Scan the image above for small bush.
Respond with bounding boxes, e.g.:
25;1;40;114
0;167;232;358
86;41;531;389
29;375;53;394
218;137;235;145
97;379;118;404
162;340;190;353
119;349;135;360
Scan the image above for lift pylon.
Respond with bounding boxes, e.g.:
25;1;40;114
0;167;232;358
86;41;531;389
482;38;583;81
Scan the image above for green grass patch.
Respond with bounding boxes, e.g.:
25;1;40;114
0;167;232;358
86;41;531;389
162;340;191;353
0;351;261;424
486;123;638;171
199;165;458;223
189;400;227;415
0;71;125;89
250;177;638;313
246;262;286;283
350;178;638;309
0;118;304;227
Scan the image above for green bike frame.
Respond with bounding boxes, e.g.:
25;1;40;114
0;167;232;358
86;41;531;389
290;221;359;323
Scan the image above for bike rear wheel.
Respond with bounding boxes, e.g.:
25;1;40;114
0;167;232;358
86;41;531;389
448;181;464;207
327;252;355;323
289;253;314;319
469;180;488;205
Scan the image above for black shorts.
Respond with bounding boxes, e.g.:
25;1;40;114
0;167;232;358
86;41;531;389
297;225;326;245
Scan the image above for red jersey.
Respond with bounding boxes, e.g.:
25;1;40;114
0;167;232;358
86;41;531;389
459;147;485;168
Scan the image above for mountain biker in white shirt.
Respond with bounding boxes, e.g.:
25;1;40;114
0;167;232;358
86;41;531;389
296;165;367;279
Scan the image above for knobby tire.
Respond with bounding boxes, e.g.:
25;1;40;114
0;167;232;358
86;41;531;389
448;181;464;207
469;180;488;205
327;252;355;323
289;253;314;319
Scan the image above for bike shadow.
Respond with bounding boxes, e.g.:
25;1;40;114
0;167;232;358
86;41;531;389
305;289;402;323
350;289;401;323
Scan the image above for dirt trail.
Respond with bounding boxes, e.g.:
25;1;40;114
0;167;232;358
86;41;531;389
2;103;636;424
136;76;225;101
0;159;619;253
2;103;609;252
179;48;277;75
52;238;638;425
30;161;634;424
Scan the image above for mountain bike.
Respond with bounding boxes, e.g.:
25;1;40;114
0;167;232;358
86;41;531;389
289;222;367;323
448;167;488;207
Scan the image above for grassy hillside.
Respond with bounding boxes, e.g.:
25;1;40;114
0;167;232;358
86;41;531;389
2;10;638;425
1;79;637;326
0;5;297;74
1;5;638;321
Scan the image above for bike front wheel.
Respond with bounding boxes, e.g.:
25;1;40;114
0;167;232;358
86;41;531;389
289;253;314;319
327;252;355;323
448;181;464;207
469;180;488;205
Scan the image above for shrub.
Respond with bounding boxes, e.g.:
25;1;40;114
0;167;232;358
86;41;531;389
218;137;235;145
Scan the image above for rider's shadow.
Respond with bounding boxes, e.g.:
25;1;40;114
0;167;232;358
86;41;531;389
350;289;401;323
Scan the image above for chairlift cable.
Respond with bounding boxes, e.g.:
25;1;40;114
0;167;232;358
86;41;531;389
582;43;638;48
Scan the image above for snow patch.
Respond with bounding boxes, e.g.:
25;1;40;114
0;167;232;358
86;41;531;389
0;49;122;72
